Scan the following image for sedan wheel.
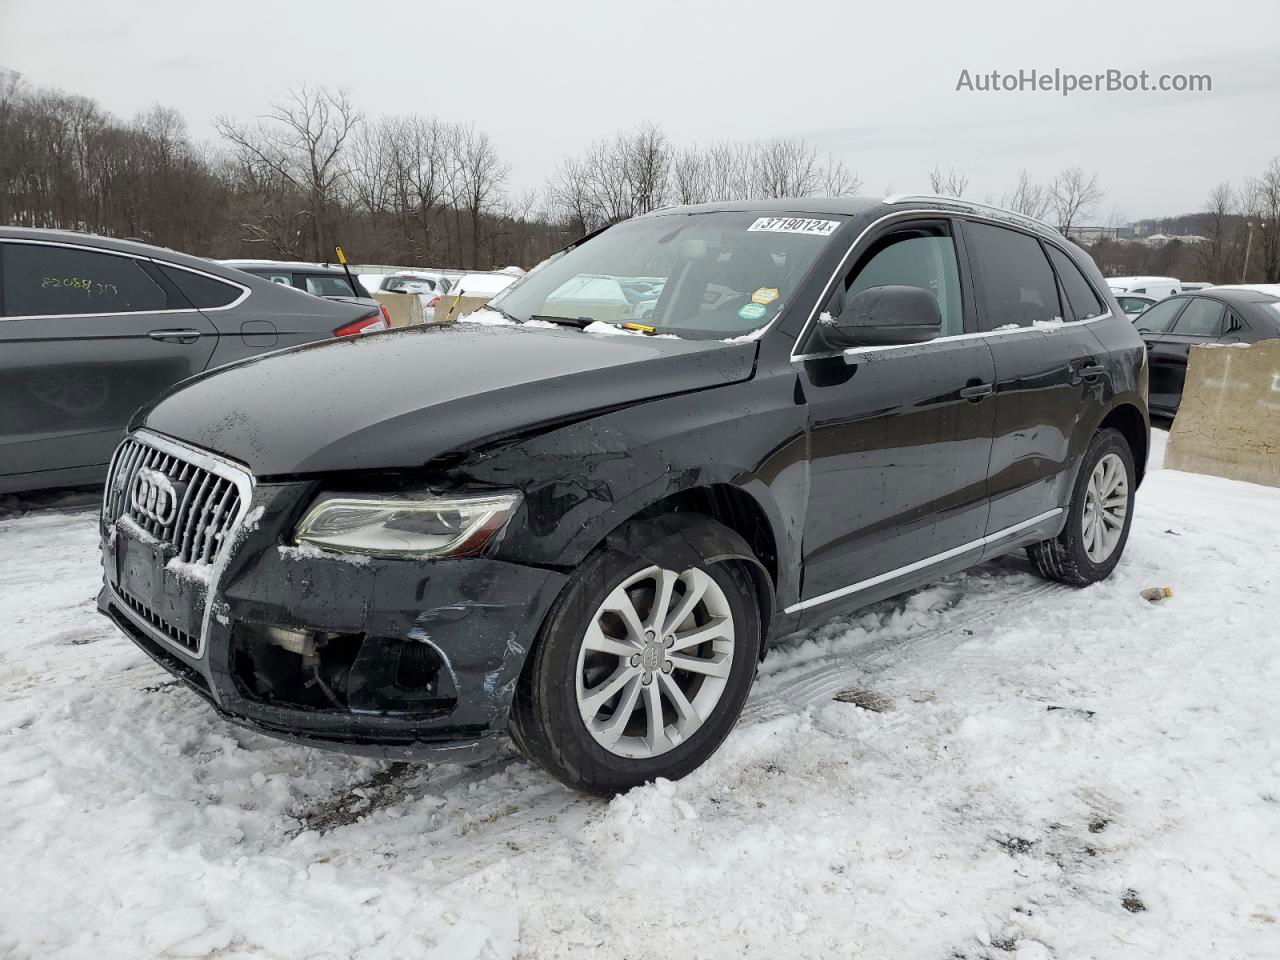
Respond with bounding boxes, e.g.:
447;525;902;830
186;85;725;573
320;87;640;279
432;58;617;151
575;565;735;759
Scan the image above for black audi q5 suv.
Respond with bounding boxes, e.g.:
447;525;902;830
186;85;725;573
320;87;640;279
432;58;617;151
99;195;1149;795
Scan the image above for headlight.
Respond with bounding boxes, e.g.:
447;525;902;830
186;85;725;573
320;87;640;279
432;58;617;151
294;491;521;558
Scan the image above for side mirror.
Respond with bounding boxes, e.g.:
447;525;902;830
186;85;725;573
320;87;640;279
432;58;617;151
819;285;943;349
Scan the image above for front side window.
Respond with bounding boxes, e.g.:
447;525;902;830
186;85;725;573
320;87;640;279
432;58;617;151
1170;298;1225;336
1046;246;1105;320
823;223;964;338
1133;297;1186;333
492;211;846;338
965;223;1062;331
2;243;170;317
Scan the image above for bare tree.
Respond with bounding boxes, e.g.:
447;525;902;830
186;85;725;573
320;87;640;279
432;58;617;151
670;146;712;206
927;165;969;197
1244;157;1280;281
1051;166;1104;234
1198;182;1237;283
216;85;361;259
451;124;509;268
999;170;1053;220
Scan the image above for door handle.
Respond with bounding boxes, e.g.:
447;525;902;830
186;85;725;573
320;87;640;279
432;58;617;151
1070;357;1105;383
959;382;993;401
148;329;202;344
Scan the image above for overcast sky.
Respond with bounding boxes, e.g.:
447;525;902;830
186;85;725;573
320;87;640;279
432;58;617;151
2;0;1277;221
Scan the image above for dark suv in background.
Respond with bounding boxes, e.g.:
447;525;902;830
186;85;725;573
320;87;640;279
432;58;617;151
1133;284;1280;414
98;196;1148;795
0;229;387;493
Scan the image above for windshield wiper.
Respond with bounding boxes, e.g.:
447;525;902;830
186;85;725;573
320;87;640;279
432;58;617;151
480;304;521;324
528;315;596;329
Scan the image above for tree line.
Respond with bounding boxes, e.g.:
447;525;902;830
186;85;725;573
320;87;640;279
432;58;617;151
0;75;859;270
3;70;1277;282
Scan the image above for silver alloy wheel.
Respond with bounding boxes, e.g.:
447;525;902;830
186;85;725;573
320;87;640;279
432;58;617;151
575;564;736;759
1082;452;1129;563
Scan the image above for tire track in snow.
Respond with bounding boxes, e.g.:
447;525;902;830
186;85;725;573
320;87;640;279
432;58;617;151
366;572;1068;884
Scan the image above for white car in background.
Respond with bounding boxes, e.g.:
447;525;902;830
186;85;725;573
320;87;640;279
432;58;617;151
379;271;455;321
1106;275;1182;299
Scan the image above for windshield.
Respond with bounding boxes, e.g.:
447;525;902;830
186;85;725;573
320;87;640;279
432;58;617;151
492;211;846;338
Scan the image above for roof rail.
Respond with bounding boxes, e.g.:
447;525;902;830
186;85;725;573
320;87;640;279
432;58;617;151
882;193;1059;235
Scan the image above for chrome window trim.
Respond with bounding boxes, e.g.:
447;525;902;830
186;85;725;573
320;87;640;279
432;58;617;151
0;237;251;321
784;508;1063;615
104;428;255;660
789;208;1116;363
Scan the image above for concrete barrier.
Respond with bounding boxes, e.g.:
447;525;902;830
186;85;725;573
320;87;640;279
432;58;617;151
434;294;492;325
1165;339;1280;488
373;292;423;328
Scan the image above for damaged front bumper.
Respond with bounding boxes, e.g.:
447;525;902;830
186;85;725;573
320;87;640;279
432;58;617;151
98;480;568;762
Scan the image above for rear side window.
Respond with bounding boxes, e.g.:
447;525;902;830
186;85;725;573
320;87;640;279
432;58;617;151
1133;298;1186;333
157;264;242;309
302;274;356;297
964;223;1062;330
1170;298;1225;336
1;243;169;317
1046;246;1106;320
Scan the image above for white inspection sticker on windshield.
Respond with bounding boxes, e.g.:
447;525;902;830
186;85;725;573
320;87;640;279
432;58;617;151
747;216;840;236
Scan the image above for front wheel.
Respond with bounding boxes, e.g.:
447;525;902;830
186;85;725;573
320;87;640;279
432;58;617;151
509;516;762;796
1028;427;1136;587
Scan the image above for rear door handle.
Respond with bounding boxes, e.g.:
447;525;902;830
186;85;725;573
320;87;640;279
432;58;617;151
1071;357;1106;382
148;329;202;344
959;382;993;401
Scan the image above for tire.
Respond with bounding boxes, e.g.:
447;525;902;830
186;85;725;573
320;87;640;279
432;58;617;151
509;515;762;796
1028;428;1136;587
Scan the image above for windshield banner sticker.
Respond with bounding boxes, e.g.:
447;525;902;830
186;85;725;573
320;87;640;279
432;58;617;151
747;217;840;236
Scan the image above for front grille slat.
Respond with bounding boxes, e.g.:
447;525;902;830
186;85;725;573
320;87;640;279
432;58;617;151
117;587;198;652
199;480;237;565
177;471;213;562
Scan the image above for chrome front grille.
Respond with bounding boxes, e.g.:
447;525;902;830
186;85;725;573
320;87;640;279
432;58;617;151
104;432;250;565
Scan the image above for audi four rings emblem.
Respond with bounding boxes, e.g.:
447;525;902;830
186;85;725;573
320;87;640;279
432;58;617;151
131;467;179;525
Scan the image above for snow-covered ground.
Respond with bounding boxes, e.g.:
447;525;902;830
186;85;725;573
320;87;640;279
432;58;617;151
2;430;1278;959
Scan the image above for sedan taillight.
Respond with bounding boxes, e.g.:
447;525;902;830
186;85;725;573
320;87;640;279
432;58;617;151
334;310;389;337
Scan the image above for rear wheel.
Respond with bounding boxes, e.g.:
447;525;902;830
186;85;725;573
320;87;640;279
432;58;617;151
510;516;761;796
1028;428;1135;587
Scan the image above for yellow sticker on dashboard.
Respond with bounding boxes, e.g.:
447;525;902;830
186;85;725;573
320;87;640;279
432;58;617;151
752;287;779;305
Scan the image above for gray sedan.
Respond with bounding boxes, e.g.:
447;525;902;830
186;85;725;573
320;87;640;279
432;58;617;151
0;228;387;493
